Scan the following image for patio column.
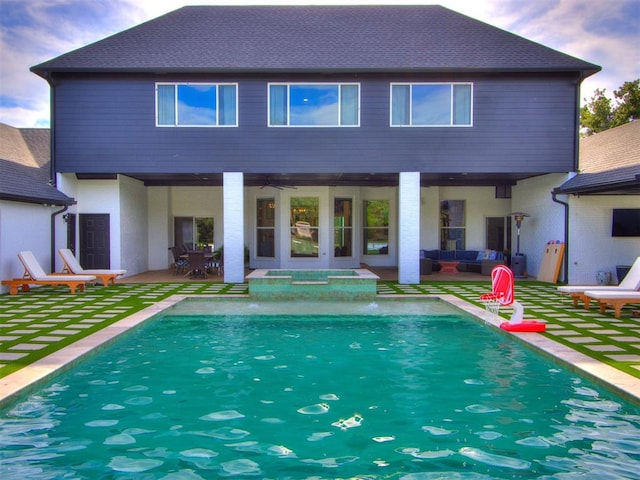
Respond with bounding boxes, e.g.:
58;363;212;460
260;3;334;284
223;172;245;283
398;172;420;284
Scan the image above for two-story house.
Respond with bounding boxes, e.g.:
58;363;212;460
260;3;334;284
29;5;599;283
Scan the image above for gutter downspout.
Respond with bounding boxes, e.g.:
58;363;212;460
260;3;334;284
44;73;60;273
551;190;569;283
572;72;584;172
552;72;584;284
51;205;69;272
45;73;57;191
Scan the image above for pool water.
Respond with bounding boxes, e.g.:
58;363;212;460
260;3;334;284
2;309;640;478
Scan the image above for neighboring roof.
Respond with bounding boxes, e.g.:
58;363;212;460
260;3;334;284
0;123;75;205
555;121;640;195
31;5;600;77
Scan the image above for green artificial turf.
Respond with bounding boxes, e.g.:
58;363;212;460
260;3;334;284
1;280;639;383
0;282;246;378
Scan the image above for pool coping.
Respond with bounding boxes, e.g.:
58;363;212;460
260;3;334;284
1;293;639;408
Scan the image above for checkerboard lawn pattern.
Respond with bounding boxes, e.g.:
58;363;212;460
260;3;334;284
1;281;640;381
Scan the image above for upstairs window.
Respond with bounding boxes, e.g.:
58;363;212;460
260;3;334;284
156;83;237;127
269;83;359;127
391;83;472;126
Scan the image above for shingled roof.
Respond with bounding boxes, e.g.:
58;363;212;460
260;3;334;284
31;5;600;76
0;124;75;205
555;121;640;195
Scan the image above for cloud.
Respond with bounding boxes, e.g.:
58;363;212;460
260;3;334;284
0;0;150;127
0;0;637;127
453;0;640;101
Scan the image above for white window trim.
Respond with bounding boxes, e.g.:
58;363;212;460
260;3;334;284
268;82;361;127
389;82;473;127
155;82;239;127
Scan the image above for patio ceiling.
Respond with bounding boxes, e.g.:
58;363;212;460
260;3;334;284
83;172;537;188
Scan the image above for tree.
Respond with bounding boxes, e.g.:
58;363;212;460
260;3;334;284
580;88;612;135
580;79;640;136
612;79;640;127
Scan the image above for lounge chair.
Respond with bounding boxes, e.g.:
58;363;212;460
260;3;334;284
582;290;640;319
58;248;126;286
1;251;96;295
557;257;640;309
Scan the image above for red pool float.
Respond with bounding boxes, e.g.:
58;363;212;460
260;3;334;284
500;321;546;332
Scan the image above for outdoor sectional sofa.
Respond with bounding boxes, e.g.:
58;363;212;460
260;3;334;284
420;249;505;275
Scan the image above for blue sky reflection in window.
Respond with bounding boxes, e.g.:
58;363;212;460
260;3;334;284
156;83;237;126
270;84;359;126
178;84;216;125
392;83;472;126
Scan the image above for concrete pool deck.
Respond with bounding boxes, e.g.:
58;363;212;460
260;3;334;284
2;275;640;406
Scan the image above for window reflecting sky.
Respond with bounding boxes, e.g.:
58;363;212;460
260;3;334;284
290;85;339;125
177;84;216;125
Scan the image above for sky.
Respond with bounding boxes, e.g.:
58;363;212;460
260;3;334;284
1;0;638;128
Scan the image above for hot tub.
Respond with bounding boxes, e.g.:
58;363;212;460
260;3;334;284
246;268;379;300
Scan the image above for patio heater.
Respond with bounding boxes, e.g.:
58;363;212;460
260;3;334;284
510;212;529;278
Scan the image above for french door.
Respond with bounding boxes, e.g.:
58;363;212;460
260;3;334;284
284;189;329;268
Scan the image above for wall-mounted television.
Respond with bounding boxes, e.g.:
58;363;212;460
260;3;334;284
612;209;640;237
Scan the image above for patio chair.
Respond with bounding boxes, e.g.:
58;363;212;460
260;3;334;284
557;256;640;309
207;251;223;276
582;290;640;319
58;248;126;286
169;246;189;275
188;251;208;279
1;251;96;295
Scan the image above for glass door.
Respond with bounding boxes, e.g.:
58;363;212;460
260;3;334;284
290;197;319;258
281;189;329;269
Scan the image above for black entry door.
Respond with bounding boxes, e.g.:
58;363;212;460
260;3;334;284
79;214;110;269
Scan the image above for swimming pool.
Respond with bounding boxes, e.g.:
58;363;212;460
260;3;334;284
1;298;640;478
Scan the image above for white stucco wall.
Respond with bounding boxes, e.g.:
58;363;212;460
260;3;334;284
512;174;569;280
223;173;245;283
147;187;171;270
398;172;420;283
119;175;147;275
565;195;640;284
170;186;225;249
420;187;440;249
74;179;124;271
441;186;512;250
0;201;59;292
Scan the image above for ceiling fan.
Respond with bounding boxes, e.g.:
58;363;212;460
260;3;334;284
260;175;297;190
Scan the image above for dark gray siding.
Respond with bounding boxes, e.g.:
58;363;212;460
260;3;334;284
53;72;578;175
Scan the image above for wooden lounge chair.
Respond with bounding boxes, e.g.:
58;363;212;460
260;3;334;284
1;251;96;295
58;248;126;286
557;256;640;308
581;290;640;319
